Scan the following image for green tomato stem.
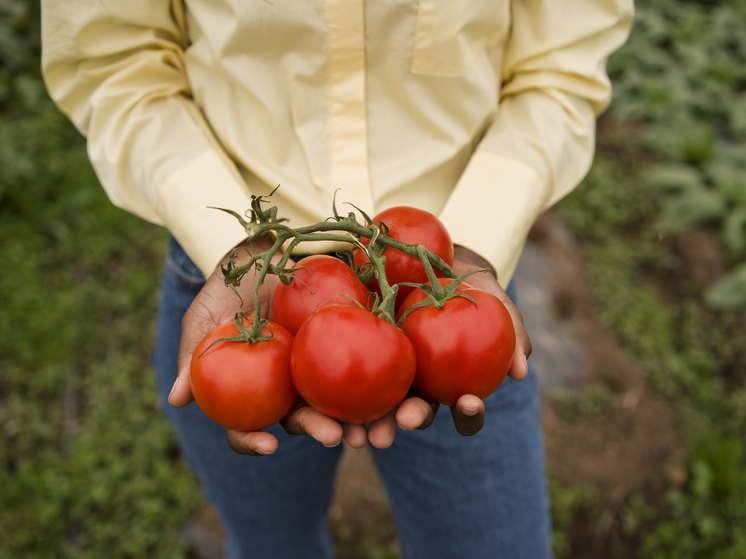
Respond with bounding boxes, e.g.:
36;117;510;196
214;199;460;332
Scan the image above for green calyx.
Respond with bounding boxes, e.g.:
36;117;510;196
198;312;274;357
394;245;488;327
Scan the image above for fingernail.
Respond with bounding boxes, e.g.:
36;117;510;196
324;440;342;448
462;407;479;417
168;378;178;403
256;448;274;455
523;355;529;378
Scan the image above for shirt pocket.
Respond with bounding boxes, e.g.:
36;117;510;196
411;0;510;76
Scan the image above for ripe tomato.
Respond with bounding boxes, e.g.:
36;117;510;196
396;279;515;406
271;254;370;335
353;206;454;308
190;318;297;431
291;304;416;424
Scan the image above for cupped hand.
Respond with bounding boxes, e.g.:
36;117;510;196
384;244;533;440
170;239;382;456
452;244;533;383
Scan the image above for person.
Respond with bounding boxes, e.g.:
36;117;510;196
41;1;634;557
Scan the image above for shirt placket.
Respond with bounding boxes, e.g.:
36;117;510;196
324;0;375;214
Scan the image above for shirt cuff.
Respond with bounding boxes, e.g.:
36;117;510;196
156;150;255;277
439;151;546;289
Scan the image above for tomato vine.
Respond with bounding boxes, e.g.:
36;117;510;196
211;191;482;342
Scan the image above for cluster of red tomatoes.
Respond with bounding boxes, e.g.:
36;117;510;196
190;207;516;433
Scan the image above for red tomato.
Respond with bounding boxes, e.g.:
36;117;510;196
271;255;371;335
190;318;297;431
353;206;454;308
291;304;416;424
396;279;516;406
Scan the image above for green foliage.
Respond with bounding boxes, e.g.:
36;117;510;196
549;385;613;423
609;0;746;308
0;0;201;556
705;264;746;310
548;476;599;558
559;148;746;558
334;516;402;559
587;33;746;559
560;1;746;536
639;438;746;558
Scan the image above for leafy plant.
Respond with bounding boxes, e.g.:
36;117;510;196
609;0;746;309
550;384;614;423
0;1;202;556
549;476;599;558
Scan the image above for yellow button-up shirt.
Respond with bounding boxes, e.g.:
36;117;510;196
42;0;633;286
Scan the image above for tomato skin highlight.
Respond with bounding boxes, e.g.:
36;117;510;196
396;279;516;406
190;319;297;432
271;254;371;335
353;206;454;308
291;304;416;424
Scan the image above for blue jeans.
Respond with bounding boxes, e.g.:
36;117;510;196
153;238;553;559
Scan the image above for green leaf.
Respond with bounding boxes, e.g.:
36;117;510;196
658;186;726;233
707;161;746;206
691;459;713;499
722;208;746;255
644;164;704;192
705;264;746;310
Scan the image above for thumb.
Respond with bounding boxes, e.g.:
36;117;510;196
170;309;218;407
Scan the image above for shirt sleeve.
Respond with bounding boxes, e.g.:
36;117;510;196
438;0;634;288
41;0;252;276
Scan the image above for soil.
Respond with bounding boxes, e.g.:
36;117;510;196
674;228;728;288
183;210;688;559
532;211;686;495
530;212;687;558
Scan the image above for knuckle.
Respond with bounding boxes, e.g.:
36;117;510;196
282;406;309;436
415;400;438;430
225;430;242;453
226;430;260;456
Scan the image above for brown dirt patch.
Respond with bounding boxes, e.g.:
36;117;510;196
532;211;687;556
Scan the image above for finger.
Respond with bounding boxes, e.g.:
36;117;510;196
494;295;531;382
499;295;532;354
452;248;532;382
342;423;368;449
281;405;344;447
505;306;530;381
226;429;279;456
368;408;399;449
450;394;485;437
508;349;529;381
396;396;439;431
171;304;217;407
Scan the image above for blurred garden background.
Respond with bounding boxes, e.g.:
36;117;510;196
2;0;746;557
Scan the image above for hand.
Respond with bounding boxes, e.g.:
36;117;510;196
452;244;532;382
169;239;384;455
389;244;533;438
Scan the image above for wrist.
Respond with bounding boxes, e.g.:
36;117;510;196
218;236;275;268
453;245;498;279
